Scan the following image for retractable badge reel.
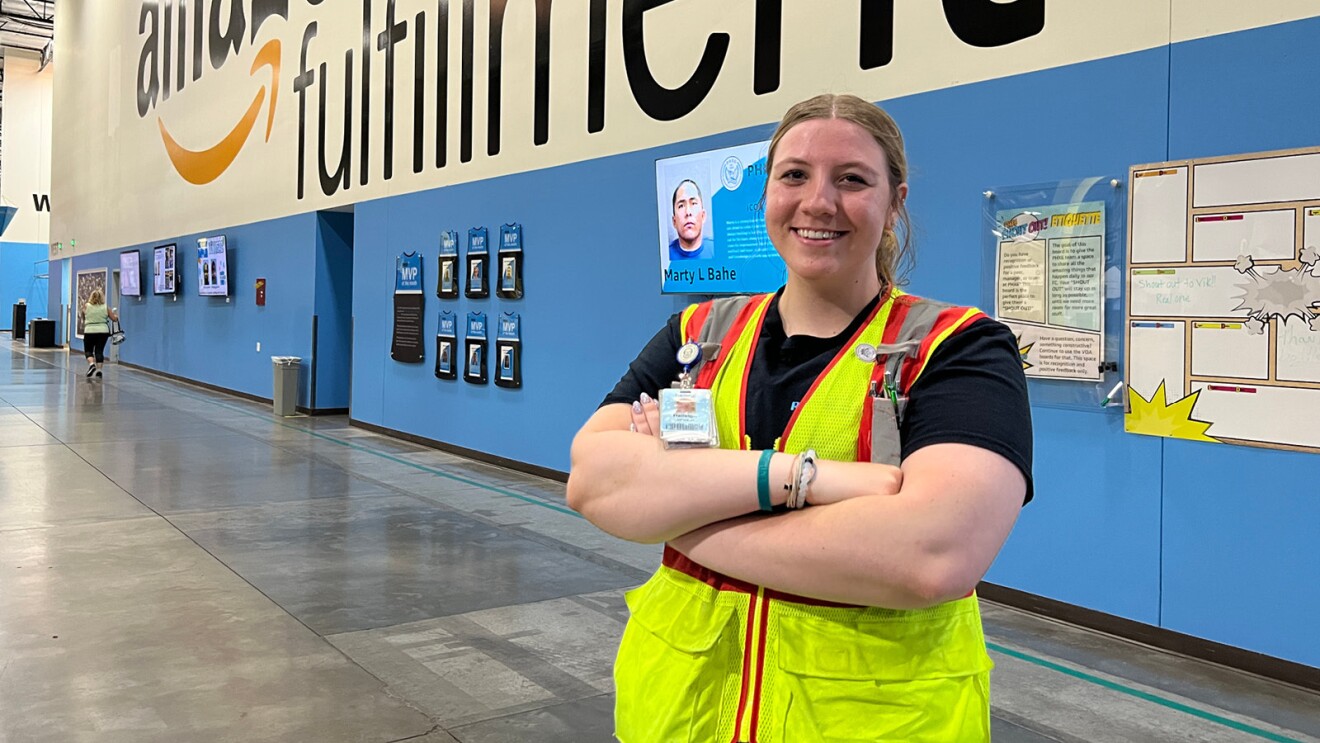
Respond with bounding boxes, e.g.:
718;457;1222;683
659;342;720;449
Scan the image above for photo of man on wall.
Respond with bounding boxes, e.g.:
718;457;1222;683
668;178;715;261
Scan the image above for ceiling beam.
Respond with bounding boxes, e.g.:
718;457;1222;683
0;25;52;41
1;11;55;28
21;0;46;23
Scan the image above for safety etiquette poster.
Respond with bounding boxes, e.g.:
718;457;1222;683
994;201;1106;381
1126;148;1320;452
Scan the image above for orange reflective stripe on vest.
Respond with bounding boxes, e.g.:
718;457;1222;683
677;290;983;458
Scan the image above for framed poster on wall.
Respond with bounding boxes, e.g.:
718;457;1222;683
196;235;230;296
75;268;108;339
153;243;177;294
119;251;142;297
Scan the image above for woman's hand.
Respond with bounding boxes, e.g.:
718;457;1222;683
628;392;660;436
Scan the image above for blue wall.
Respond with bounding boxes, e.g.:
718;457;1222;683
58;19;1320;668
71;213;322;408
0;241;49;332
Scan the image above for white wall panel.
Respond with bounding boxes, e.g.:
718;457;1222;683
1;50;53;244
53;0;1181;255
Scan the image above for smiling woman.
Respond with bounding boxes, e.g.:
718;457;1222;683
568;93;1034;742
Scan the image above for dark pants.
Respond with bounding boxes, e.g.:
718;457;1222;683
84;333;109;363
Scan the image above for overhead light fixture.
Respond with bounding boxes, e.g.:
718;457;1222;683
39;39;54;71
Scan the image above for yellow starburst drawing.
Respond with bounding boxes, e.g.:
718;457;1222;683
1017;339;1034;371
1125;381;1217;442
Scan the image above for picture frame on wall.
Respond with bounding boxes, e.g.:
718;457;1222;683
75;268;109;340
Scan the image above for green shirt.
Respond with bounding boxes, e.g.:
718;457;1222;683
84;303;110;334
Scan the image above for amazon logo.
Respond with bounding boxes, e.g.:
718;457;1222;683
134;0;1046;197
136;0;289;185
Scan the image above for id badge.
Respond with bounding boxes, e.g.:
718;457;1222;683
659;388;719;448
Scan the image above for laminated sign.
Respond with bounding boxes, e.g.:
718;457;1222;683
465;311;488;384
466;227;489;299
435;311;458;380
437;231;460;299
497;223;524;299
495;312;522;388
392;251;425;363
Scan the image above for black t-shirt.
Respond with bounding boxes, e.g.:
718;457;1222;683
603;293;1034;503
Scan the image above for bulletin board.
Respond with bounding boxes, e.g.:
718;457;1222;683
1126;147;1320;453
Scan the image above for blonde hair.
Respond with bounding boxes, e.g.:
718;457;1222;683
89;289;105;306
766;93;914;290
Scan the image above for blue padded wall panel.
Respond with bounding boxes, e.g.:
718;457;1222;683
986;407;1164;625
1169;16;1320;161
0;242;49;331
1162;440;1320;667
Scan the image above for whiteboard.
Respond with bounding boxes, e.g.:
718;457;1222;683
1127;146;1320;454
1277;317;1320;383
1190;322;1269;379
1191;209;1295;262
1129;321;1186;403
1129;266;1255;318
1194;152;1320;207
1131;167;1188;264
1303;208;1320;256
1192;383;1320;448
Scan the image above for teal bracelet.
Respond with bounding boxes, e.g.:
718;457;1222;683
756;449;775;512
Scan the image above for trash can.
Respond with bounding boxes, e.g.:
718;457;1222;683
28;319;56;348
271;356;301;416
12;302;26;340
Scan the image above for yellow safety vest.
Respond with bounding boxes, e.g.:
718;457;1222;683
615;290;994;743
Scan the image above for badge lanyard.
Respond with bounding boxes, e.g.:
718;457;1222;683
658;342;720;448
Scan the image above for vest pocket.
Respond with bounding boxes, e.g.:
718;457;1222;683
769;603;992;742
614;571;740;742
870;394;903;465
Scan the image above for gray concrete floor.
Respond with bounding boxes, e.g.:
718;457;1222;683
1;339;1316;742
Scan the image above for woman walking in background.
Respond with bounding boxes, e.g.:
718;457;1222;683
82;289;117;379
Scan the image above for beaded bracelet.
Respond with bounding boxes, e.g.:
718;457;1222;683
781;449;818;509
795;449;818;508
